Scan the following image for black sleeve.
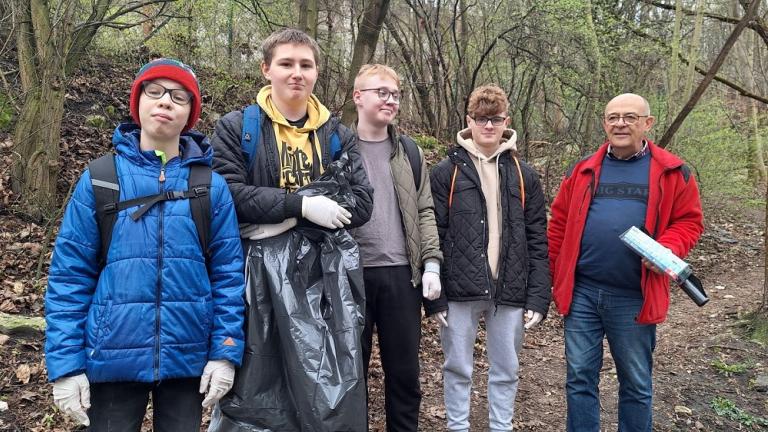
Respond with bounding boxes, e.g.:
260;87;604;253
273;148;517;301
335;125;373;228
521;162;552;317
211;110;304;224
422;159;451;316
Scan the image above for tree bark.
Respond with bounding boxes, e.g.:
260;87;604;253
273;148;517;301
340;0;391;125
10;0;174;221
657;0;761;148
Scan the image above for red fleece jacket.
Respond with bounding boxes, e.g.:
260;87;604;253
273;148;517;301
547;140;704;324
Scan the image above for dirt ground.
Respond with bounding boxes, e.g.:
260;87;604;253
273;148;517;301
1;58;766;431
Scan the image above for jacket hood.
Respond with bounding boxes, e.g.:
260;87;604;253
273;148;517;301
456;128;517;161
112;123;213;167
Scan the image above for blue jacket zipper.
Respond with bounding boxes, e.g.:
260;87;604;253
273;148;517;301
154;166;166;381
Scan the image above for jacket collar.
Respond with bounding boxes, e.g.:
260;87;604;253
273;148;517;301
576;139;684;175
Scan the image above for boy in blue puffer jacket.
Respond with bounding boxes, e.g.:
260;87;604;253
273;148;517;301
44;59;246;431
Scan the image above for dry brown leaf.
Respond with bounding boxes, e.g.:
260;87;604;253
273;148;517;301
16;364;31;384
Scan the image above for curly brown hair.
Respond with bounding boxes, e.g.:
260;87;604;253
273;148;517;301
467;85;508;118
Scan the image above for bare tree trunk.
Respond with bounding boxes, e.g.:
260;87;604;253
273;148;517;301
340;0;391;125
385;15;436;133
657;0;760;148
10;0;175;221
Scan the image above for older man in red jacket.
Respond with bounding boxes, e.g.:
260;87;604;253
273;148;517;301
548;93;703;432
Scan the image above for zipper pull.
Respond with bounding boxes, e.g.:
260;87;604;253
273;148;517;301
159;167;166;182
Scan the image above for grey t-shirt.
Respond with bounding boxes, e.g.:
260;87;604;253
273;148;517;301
353;137;409;267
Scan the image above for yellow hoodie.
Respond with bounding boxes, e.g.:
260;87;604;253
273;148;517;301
257;86;332;191
456;128;518;279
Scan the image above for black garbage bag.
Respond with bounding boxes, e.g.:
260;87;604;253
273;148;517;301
209;154;367;432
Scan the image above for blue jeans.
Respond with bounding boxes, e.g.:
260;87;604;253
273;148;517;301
564;286;656;432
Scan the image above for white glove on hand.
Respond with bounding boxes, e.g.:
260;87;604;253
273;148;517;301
199;360;235;408
239;218;297;240
432;310;448;328
301;196;351;229
524;310;543;330
53;374;90;426
421;271;441;300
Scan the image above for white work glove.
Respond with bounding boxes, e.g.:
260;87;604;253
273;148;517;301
239;218;297;240
422;272;441;300
53;373;90;426
301;196;351;229
199;360;235;408
432;310;448;328
524;310;543;330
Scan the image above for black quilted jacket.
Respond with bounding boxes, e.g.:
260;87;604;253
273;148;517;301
424;147;551;316
210;109;373;227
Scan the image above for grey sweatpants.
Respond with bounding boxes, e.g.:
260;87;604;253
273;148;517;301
440;300;524;432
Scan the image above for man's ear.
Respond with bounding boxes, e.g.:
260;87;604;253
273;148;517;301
466;115;473;127
644;115;656;130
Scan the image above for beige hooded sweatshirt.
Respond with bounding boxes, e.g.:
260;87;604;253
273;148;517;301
456;128;518;279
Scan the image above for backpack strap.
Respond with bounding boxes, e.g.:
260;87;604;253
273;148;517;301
188;165;212;259
241;104;262;172
512;155;525;209
330;130;342;160
399;135;422;191
88;153;121;268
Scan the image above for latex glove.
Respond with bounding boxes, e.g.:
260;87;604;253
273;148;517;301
422;271;441;300
199;360;235;408
53;374;90;426
239;218;297;240
301;196;352;229
432;310;448;328
524;310;543;330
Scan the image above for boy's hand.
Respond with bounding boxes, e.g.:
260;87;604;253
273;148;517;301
422;272;441;300
301;196;352;229
53;374;90;426
524;310;543;330
432;310;448;328
199;360;235;408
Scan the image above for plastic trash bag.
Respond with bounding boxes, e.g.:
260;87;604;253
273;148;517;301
209;153;367;432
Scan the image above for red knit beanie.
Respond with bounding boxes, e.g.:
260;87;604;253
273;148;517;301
129;58;201;132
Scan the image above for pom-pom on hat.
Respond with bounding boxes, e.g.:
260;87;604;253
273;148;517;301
129;58;201;132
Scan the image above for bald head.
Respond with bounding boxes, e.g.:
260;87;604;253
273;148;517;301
602;93;655;159
605;93;650;116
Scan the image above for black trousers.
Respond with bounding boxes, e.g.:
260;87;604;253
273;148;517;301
88;377;203;432
362;265;423;432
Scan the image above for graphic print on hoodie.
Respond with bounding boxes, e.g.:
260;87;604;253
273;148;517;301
257;85;332;191
456;128;518;280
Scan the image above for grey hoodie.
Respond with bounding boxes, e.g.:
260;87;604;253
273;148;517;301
455;128;518;279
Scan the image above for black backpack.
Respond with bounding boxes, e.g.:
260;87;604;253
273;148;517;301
88;153;212;267
399;135;423;191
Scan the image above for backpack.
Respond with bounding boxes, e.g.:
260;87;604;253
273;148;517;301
88;153;212;268
240;104;423;190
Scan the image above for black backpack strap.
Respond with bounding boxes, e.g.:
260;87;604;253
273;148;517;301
399;135;422;191
88;153;120;268
188;165;212;259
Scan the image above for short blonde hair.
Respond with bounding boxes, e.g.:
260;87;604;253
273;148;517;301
354;64;401;90
467;85;508;118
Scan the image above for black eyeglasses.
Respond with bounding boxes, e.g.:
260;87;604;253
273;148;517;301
604;113;649;125
359;88;401;103
142;82;193;105
471;116;507;127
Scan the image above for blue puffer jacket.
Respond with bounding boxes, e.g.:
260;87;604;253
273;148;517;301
45;124;246;383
